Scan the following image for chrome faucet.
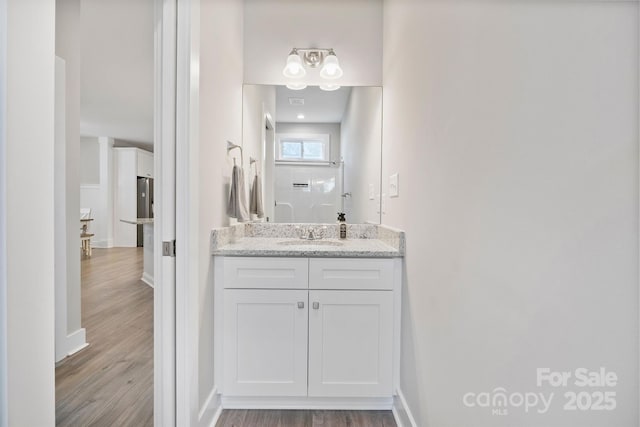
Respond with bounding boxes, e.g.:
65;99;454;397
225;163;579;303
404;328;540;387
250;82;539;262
299;225;326;240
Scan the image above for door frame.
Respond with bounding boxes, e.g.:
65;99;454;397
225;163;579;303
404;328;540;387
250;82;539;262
174;0;200;425
154;0;178;425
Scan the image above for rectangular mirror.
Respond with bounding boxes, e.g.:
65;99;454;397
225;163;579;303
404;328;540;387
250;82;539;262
242;85;382;224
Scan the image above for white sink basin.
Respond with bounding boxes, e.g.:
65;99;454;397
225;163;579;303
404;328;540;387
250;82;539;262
277;240;344;247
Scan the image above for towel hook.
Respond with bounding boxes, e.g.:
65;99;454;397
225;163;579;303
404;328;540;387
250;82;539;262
227;140;244;166
249;156;258;173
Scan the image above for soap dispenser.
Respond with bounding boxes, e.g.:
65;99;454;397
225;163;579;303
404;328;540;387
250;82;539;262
337;212;347;239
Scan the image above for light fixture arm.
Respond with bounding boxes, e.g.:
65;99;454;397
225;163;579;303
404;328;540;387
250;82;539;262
289;48;335;67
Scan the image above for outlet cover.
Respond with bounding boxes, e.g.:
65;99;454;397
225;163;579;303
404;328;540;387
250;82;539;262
389;173;399;198
369;184;375;200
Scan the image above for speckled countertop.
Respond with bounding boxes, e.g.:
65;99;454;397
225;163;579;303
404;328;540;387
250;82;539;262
210;223;405;258
212;237;401;257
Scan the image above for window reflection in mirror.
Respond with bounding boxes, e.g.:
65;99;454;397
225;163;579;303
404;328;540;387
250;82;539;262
242;85;382;224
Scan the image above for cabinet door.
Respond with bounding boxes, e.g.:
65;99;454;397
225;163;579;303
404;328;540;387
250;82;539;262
308;290;393;397
137;151;154;178
223;289;308;396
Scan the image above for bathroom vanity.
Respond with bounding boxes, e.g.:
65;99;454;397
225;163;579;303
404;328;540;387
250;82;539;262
211;224;404;409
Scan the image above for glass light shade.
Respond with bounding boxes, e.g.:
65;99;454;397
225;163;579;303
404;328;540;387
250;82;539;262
283;53;306;78
319;53;343;79
319;83;341;91
286;82;307;91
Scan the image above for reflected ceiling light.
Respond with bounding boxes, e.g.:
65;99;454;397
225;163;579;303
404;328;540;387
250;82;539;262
319;50;343;80
282;48;306;79
319;83;341;92
286;82;307;91
283;47;344;81
297;114;305;119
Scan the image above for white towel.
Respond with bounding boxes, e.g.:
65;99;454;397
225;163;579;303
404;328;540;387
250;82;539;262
250;173;264;218
227;165;250;222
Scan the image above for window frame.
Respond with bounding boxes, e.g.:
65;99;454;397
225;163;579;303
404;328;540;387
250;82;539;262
275;133;331;164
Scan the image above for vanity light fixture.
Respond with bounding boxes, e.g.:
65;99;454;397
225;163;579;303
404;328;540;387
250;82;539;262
283;48;306;78
283;47;344;81
286;82;307;91
319;50;343;79
319;83;341;92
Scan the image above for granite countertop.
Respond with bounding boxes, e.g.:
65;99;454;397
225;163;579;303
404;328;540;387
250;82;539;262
212;237;401;258
120;218;155;225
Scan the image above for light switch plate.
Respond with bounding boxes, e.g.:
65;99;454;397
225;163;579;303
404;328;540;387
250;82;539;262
389;173;399;198
369;184;375;200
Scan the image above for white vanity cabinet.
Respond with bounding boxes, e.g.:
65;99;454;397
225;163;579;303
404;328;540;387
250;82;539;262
223;289;308;396
214;255;402;408
308;290;393;397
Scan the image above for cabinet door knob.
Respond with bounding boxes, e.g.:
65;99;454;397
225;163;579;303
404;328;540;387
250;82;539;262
297;302;304;309
312;302;319;310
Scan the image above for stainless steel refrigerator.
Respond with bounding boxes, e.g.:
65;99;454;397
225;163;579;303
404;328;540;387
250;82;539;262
137;177;154;247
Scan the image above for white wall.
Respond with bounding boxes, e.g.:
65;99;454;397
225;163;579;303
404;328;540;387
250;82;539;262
80;135;100;184
113;147;140;247
242;84;275;165
0;0;7;422
197;0;243;423
242;84;275;220
2;0;56;424
243;0;382;86
80;135;115;248
382;1;639;426
340;86;382;224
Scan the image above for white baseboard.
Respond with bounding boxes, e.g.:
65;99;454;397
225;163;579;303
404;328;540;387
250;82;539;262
141;272;154;288
199;387;221;427
55;328;88;362
210;405;223;427
92;238;114;249
392;389;418;427
221;396;392;410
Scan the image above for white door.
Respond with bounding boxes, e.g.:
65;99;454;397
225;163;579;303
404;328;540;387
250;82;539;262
308;290;394;397
223;289;309;396
154;0;177;424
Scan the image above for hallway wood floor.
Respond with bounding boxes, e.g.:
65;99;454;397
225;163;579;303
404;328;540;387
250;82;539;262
56;247;153;427
216;410;397;427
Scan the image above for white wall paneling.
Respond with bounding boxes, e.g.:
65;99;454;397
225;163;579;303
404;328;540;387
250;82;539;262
79;136;116;248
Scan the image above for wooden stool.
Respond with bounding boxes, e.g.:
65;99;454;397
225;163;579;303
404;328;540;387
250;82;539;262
81;233;94;257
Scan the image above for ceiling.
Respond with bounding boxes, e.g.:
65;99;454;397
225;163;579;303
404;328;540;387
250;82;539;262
80;0;154;148
276;86;352;123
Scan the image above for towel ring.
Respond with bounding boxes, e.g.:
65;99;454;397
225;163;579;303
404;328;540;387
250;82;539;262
227;140;244;166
